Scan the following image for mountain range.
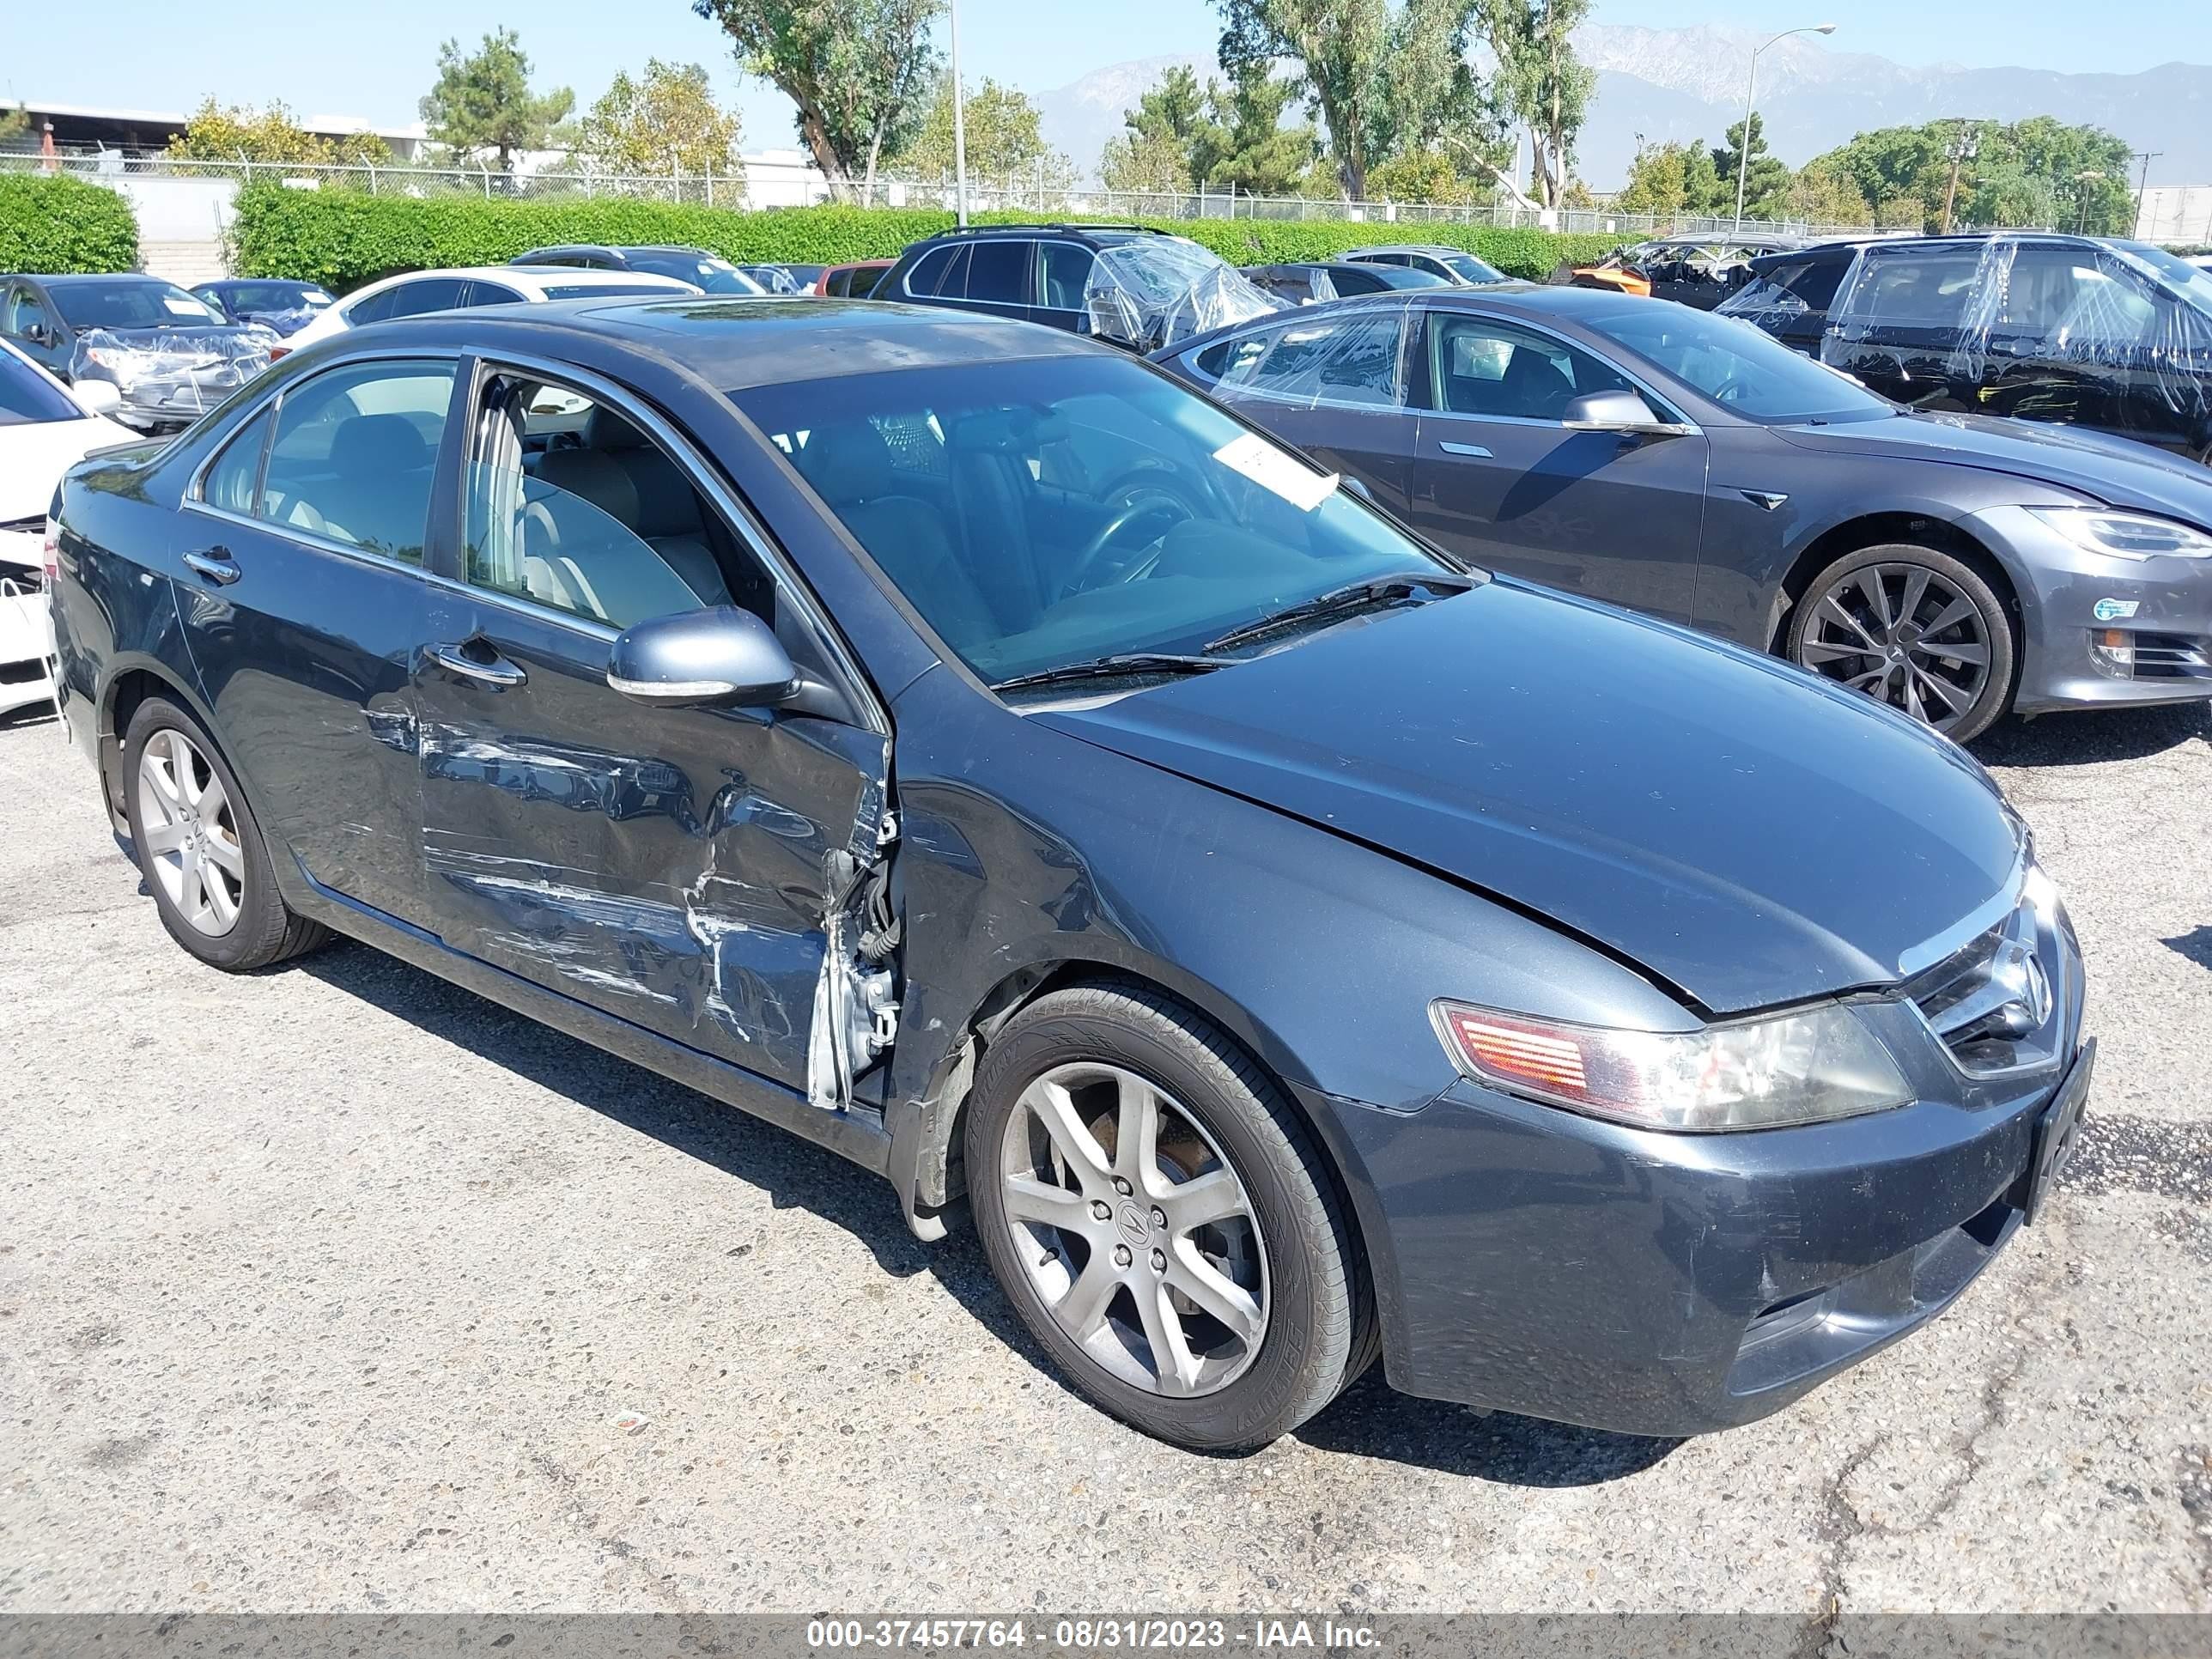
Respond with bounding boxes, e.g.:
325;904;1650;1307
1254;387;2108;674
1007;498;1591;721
1034;26;2212;193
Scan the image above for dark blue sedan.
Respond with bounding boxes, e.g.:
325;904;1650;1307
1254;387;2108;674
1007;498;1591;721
191;278;337;336
48;298;2090;1449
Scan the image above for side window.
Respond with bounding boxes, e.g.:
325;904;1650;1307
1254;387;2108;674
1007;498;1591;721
463;371;772;630
930;246;972;299
2003;251;2156;352
3;285;48;335
1419;315;1634;422
1220;311;1407;410
965;240;1030;303
258;359;456;563
380;278;470;319
343;286;398;326
464;281;525;307
903;246;955;297
200;407;274;515
1851;251;1984;330
1039;243;1093;310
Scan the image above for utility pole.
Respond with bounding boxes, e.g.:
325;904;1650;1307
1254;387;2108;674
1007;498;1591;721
949;0;968;227
1939;120;1983;234
2132;149;2162;237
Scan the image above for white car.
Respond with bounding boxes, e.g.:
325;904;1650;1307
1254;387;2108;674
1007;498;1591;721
278;264;703;356
0;339;133;715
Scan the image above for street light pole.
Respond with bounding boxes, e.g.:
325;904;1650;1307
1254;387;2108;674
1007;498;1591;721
1733;21;1835;233
949;0;969;228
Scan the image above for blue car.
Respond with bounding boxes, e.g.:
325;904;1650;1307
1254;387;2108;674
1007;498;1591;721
191;278;337;337
47;297;2090;1449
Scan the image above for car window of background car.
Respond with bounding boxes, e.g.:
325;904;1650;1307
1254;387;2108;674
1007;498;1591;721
462;372;752;630
1039;243;1092;308
51;280;222;329
380;278;471;319
200;406;274;514
1729;258;1849;317
1584;304;1893;423
1996;250;2157;349
1443;254;1505;284
2114;240;2212;315
0;346;86;425
963;241;1030;303
1853;249;1984;328
538;283;685;301
1420;314;1633;420
463;281;525;307
227;282;331;313
903;246;957;296
1;286;47;335
258;360;456;563
734;355;1446;683
1218;311;1407;409
627;252;763;295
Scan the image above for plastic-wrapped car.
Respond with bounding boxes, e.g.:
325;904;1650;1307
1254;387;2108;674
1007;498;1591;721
1721;234;2212;465
1559;236;1806;309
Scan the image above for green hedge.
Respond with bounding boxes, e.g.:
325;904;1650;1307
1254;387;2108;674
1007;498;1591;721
0;173;139;275
228;183;1620;290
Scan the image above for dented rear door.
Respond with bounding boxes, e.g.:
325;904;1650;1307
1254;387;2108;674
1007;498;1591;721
413;586;888;1096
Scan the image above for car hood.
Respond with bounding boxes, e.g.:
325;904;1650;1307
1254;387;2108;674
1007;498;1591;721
1774;410;2212;527
0;416;135;522
1036;581;2021;1016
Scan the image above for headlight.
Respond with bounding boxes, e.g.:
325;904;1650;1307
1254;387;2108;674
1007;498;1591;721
1431;1000;1914;1132
2027;507;2212;560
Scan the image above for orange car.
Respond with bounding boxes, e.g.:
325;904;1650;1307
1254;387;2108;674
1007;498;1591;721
1553;236;1808;308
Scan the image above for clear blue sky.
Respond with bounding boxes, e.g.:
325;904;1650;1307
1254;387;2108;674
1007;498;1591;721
9;0;2202;143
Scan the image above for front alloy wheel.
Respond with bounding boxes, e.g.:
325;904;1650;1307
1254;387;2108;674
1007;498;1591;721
1789;544;2014;741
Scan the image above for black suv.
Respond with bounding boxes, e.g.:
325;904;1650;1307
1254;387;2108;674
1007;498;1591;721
875;224;1277;350
1720;233;2212;463
509;244;766;295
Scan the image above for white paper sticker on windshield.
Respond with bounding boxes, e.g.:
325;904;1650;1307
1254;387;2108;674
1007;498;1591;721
1212;432;1338;512
163;297;206;316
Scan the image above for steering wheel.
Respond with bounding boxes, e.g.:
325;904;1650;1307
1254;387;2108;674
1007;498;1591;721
1058;488;1195;599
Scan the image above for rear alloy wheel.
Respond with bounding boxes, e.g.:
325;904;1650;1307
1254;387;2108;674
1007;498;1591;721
121;696;328;971
968;984;1369;1451
1787;544;2015;743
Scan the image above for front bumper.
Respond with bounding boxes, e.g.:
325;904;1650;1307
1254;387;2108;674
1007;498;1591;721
1971;503;2212;714
1312;891;2087;1438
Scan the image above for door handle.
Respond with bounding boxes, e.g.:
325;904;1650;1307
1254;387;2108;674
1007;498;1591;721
182;547;241;586
1437;440;1493;459
427;641;527;689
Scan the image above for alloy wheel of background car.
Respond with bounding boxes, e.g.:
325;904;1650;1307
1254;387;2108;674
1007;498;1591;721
967;983;1369;1451
121;697;329;972
1788;544;2015;743
996;1060;1270;1398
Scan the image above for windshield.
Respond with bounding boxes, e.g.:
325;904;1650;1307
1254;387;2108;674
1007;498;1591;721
52;280;224;330
2112;241;2212;317
629;252;765;295
0;345;85;425
1581;304;1894;423
731;355;1456;686
1443;253;1506;285
217;281;332;313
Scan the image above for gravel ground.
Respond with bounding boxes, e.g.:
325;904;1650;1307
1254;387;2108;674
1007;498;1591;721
1;698;2208;1620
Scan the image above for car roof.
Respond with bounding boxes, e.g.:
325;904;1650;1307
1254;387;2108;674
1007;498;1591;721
909;224;1158;247
27;272;178;287
368;296;1103;390
1344;245;1478;257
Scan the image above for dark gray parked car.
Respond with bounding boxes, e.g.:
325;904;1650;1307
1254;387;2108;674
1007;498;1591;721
51;297;2089;1451
1159;284;2212;740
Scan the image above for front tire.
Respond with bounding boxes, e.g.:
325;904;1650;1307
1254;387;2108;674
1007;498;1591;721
967;983;1368;1452
1786;544;2016;743
121;696;327;971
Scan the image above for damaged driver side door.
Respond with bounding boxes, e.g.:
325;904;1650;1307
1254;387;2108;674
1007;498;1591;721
413;360;893;1105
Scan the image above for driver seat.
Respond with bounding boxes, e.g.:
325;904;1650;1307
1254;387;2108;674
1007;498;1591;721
793;422;999;655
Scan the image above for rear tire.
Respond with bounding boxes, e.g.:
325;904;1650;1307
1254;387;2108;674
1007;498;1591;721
1785;543;2016;744
967;983;1368;1452
121;696;328;971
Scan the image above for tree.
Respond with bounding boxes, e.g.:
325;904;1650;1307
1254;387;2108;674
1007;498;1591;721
1614;136;1727;220
1215;0;1390;198
1713;111;1789;221
0;105;27;147
420;30;574;172
1194;67;1322;196
896;76;1074;191
692;0;940;197
1478;0;1595;209
1804;118;2132;234
1368;149;1472;204
166;100;392;168
1786;156;1870;227
1100;66;1205;193
574;61;744;179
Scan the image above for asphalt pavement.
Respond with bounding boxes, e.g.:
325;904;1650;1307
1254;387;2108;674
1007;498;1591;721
2;699;2208;1619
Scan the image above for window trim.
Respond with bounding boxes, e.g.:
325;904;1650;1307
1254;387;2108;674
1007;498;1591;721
456;348;890;738
181;347;466;578
1411;304;1698;433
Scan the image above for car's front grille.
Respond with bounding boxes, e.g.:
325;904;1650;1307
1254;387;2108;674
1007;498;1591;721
2128;632;2211;680
1903;887;2069;1076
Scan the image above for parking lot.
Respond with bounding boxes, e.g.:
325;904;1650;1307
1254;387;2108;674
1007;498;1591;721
0;695;2207;1618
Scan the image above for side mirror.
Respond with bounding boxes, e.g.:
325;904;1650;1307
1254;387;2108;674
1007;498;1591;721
73;379;122;417
606;606;809;711
21;321;48;345
1563;389;1692;438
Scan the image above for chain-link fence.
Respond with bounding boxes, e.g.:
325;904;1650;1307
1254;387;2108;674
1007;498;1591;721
3;147;1888;240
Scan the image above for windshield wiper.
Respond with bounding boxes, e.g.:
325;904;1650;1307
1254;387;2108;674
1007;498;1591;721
989;652;1226;696
1204;572;1474;653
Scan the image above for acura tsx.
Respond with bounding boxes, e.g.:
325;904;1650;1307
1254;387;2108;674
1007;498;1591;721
46;297;2091;1450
